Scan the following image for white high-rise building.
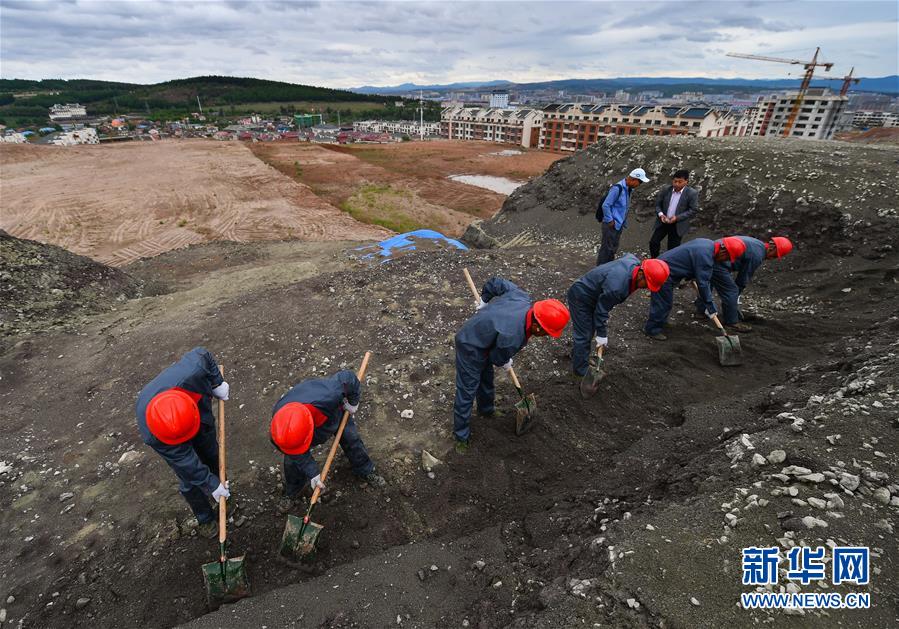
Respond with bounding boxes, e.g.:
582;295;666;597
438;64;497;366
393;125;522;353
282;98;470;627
489;90;510;109
743;88;847;140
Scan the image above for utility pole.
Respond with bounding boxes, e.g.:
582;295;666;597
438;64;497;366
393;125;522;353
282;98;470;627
197;95;203;115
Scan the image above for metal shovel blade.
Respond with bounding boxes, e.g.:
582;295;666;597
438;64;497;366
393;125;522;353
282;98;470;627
579;364;607;399
201;556;250;609
514;393;538;435
715;334;743;366
279;514;324;562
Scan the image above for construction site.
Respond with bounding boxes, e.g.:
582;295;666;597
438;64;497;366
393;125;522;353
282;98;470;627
1;125;897;628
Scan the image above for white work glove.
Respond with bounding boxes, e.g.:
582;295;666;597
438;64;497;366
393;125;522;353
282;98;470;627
343;399;359;414
211;381;230;401
310;475;325;491
595;336;608;348
476;298;487;311
704;308;716;319
737;295;742;305
212;481;230;501
501;359;513;371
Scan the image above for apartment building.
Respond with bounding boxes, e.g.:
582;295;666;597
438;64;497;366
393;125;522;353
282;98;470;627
353;120;441;136
539;103;745;152
49;127;100;146
48;103;88;121
849;110;899;128
440;106;543;148
489;90;510;109
742;88;847;140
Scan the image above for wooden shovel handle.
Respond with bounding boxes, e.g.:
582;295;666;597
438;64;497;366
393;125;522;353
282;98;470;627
309;351;372;507
710;313;727;335
462;268;481;303
507;366;523;390
217;365;227;550
597;344;605;358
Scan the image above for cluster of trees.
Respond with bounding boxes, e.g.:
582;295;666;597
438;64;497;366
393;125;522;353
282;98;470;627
0;76;420;127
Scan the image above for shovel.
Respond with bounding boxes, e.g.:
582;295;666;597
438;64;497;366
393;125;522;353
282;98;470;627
279;351;372;563
710;313;743;366
201;366;250;608
580;344;607;399
462;268;537;435
690;281;743;367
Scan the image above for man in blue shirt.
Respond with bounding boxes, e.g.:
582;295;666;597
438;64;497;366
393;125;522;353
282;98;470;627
596;167;650;265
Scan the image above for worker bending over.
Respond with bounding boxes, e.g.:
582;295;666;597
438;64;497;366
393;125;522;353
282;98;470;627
643;237;747;341
136;347;231;538
454;277;570;451
270;370;385;514
568;255;670;377
699;236;793;332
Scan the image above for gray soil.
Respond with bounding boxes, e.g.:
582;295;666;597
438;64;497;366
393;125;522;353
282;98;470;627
1;136;897;629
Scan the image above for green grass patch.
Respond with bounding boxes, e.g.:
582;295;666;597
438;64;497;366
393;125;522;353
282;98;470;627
340;184;423;233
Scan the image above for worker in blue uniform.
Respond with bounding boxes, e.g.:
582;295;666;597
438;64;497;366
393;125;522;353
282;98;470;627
567;255;670;377
270;370;385;513
136;347;231;538
643;237;746;341
453;278;570;451
700;236;793;331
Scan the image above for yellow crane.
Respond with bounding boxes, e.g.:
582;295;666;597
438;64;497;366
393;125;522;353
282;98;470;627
839;67;860;96
727;47;834;137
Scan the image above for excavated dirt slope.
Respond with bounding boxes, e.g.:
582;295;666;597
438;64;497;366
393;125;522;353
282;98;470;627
0;229;142;349
465;135;899;258
0;136;897;629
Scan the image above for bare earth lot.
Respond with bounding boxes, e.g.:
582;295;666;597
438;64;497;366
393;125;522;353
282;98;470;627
250;140;563;236
0;141;388;266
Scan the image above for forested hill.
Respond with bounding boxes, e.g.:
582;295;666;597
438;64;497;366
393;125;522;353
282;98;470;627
0;76;399;125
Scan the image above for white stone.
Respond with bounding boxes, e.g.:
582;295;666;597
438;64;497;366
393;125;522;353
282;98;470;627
421;450;442;472
767;450;787;465
872;487;891;505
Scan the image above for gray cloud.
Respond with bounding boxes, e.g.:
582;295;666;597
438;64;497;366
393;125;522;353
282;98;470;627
0;0;896;87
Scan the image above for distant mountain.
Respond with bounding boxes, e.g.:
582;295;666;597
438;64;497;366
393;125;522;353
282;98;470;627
354;75;899;95
353;80;510;95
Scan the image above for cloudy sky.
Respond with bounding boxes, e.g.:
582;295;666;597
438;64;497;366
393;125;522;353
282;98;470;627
1;1;896;87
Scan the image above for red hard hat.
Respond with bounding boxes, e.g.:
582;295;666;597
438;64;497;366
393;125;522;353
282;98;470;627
533;299;570;338
271;402;314;455
771;236;793;258
720;236;747;262
146;388;200;445
640;259;670;292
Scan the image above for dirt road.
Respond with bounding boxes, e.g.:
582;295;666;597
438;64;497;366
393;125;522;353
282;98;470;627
0;141;388;266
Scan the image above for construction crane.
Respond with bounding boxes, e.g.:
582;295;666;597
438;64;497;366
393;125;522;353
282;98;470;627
839;67;860;96
726;47;833;137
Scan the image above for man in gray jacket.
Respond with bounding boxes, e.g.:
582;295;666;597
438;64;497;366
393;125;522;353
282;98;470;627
649;169;699;258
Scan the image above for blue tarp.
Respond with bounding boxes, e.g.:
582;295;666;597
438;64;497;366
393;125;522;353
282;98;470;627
354;229;467;263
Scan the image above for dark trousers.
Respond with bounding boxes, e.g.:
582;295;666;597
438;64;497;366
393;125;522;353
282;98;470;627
596;222;622;266
567;288;595;377
694;266;741;324
283;420;374;497
649;223;682;258
178;423;219;524
643;278;677;335
453;339;495;442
